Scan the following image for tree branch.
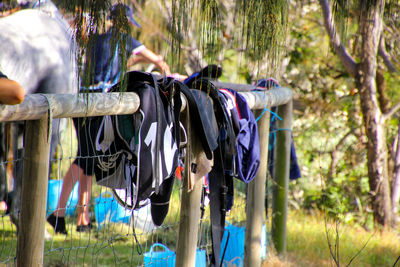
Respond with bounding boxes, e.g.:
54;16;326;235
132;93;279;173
325;217;340;267
383;102;400;121
319;0;358;78
378;35;398;73
346;231;375;267
328;128;357;178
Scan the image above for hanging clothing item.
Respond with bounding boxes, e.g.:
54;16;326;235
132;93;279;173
181;74;222;191
254;78;301;180
207;147;229;267
184;64;223;87
219;88;261;183
148;76;184;226
186;76;236;267
267;108;301;180
180;85;219;161
181;106;214;192
73;28;146;177
90;71;182;226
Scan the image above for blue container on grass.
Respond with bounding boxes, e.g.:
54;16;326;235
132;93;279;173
195;248;207;267
94;191;131;229
46;179;79;217
220;223;267;267
143;243;206;267
143;243;175;267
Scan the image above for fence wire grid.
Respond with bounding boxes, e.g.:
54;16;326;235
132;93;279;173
0;117;252;267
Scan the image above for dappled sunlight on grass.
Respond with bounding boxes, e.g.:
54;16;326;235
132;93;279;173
44;220;141;266
282;211;400;266
2;205;400;266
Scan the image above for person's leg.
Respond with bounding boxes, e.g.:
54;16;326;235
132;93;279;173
54;163;82;217
74;116;98;232
47;163;82;234
76;173;93;228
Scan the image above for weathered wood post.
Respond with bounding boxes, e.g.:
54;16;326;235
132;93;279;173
175;150;202;266
244;110;270;267
2;93;140;267
17;115;51;267
271;100;292;255
212;84;292;264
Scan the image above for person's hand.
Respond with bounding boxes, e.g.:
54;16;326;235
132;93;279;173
0;77;25;105
135;49;171;75
156;59;171;76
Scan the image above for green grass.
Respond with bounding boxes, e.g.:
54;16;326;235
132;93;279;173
2;208;400;266
0;177;188;266
265;211;400;267
0;211;183;266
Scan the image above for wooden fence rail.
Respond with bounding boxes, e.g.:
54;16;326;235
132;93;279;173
0;85;292;267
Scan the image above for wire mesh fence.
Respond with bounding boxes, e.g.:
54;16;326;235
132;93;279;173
0;85;292;266
0;118;249;266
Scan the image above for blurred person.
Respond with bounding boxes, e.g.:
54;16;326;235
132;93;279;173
0;71;25;212
47;3;172;234
0;2;79;230
0;71;25;105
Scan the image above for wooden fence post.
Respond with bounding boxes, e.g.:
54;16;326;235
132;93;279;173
175;141;202;267
271;100;292;255
17;116;51;267
244;110;270;267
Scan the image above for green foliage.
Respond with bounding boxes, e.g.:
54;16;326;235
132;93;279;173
284;0;400;229
234;0;288;66
199;0;221;60
331;0;351;42
168;0;288;74
384;72;400;102
283;1;379;226
302;173;371;226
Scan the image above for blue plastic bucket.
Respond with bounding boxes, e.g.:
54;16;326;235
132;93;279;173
143;243;175;267
220;223;245;266
46;180;79;217
220;223;267;266
94;191;131;229
143;243;206;267
195;248;207;267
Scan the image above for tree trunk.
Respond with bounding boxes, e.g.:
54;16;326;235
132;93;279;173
377;69;398;225
357;0;391;227
320;0;392;227
391;122;400;225
376;70;390;114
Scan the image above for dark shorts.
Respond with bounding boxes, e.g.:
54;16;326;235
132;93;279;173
72;116;102;176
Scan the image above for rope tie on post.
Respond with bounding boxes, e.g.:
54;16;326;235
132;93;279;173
254;91;282;122
39;94;53;143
